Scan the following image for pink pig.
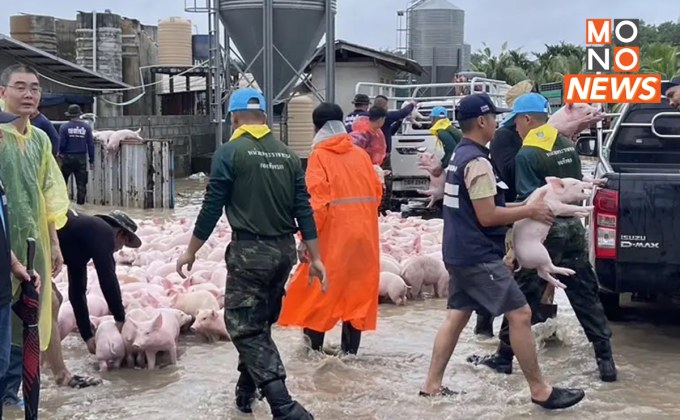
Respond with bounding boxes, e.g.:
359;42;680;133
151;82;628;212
512;177;595;288
190;309;230;343
121;308;152;368
401;255;448;299
548;103;604;140
94;320;126;372
170;290;220;317
379;272;411;305
129;310;180;370
416;152;445;207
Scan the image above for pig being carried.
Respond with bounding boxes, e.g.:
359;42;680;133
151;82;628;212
548;103;604;140
511;177;595;288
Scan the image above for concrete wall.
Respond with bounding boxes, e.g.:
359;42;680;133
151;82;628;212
310;62;398;114
95;115;217;177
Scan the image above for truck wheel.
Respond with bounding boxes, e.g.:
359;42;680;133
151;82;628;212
599;291;623;321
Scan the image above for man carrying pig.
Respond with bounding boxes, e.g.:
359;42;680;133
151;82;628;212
468;93;618;383
176;87;326;419
420;93;585;410
278;102;382;356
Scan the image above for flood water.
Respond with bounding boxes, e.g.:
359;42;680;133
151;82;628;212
6;165;680;420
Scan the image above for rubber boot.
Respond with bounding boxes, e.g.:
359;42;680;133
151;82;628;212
261;380;314;420
235;371;258;414
466;341;514;374
593;340;617;382
473;312;494;338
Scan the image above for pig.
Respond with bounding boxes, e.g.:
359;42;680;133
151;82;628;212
191;309;230;342
121;308;152;368
380;256;402;276
170;290;220;317
379;272;411;305
548;103;604;140
107;128;143;151
93;130;115;145
416;152;445;208
128;310;180;370
512;177;594;288
403;100;425;127
401;255;448;299
94;320;126;372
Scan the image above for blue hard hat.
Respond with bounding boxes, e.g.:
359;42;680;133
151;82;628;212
430;106;448;119
228;88;266;113
501;93;550;127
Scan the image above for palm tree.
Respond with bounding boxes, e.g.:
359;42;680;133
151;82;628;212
640;43;680;79
470;42;528;85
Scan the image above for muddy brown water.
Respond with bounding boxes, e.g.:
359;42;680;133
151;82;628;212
6;171;680;420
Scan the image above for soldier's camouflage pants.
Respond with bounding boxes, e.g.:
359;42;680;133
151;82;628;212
497;218;612;350
224;235;297;388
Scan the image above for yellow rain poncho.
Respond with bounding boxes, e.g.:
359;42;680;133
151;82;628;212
0;121;69;350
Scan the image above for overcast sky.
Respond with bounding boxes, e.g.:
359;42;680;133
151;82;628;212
1;0;679;56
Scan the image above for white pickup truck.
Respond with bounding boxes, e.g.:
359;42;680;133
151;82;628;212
355;78;512;214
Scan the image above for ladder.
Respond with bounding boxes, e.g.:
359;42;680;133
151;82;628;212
185;0;223;149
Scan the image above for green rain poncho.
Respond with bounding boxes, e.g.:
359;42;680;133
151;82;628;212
0;121;69;350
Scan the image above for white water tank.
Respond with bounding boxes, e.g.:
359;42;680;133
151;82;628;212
158;17;192;66
286;94;315;158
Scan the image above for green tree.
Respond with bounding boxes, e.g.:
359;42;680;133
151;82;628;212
640;43;680;79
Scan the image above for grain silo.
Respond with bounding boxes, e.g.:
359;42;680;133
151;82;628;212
158;17;193;66
10;15;58;55
408;0;469;86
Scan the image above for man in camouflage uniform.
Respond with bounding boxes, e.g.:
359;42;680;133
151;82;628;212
177;88;326;419
467;93;617;383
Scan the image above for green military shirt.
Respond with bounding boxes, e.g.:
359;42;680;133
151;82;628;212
515;123;583;201
193;124;317;241
431;119;462;169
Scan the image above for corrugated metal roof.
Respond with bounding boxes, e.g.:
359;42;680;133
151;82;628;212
304;39;425;76
0;33;131;92
413;0;462;11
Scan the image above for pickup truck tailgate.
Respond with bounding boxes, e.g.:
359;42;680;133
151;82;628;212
616;173;680;264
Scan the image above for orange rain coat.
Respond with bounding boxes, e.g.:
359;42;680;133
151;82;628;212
278;128;383;333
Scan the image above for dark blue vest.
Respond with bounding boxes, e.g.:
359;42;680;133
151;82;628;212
443;139;508;266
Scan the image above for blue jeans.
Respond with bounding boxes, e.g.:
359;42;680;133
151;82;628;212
0;304;20;406
0;345;21;405
0;305;11;377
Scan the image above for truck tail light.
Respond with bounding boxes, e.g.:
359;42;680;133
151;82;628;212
593;188;618;259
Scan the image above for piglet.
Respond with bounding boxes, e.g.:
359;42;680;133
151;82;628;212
191;309;230;342
401;255;448;299
94;320;126;372
171;290;220;317
107;128;143;152
379;272;411;306
512;177;594;288
548;103;604;140
416;152;445;208
121;308;152;368
129;310;180;370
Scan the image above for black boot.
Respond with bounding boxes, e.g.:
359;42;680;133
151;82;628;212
474;312;495;338
593;340;617;382
466;341;514;374
235;371;258;414
261;380;314;420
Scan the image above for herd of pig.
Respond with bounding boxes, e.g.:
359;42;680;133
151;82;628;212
53;213;443;372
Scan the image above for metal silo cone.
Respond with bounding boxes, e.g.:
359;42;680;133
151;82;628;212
219;0;335;103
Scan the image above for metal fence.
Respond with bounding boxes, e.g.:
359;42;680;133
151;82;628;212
67;139;175;209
